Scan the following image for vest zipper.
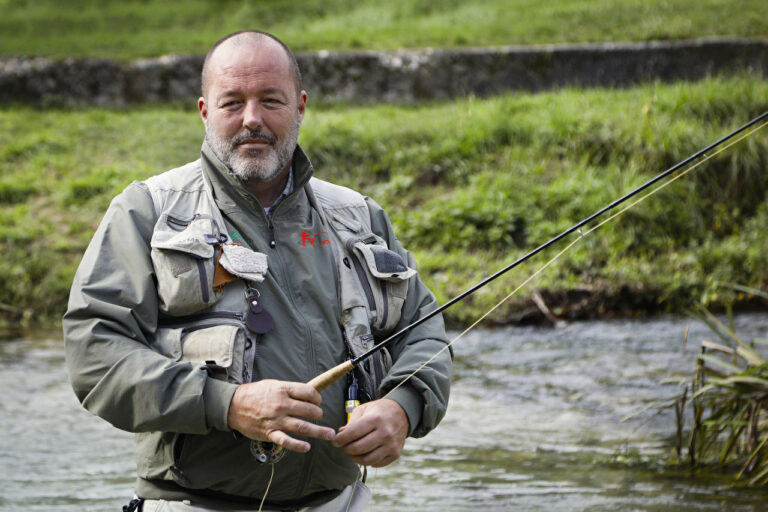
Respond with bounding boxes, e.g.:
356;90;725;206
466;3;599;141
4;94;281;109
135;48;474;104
380;283;388;329
180;322;231;336
350;257;376;312
344;241;377;313
331;244;352;358
267;214;276;248
159;311;246;327
269;222;276;248
242;336;257;383
195;258;209;303
166;214;191;230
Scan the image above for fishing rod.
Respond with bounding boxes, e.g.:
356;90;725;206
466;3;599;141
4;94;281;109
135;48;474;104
308;111;768;392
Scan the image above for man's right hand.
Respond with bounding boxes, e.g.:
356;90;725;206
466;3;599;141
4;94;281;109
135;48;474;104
227;379;336;453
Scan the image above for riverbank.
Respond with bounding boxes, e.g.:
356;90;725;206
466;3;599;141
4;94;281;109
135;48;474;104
3;38;766;106
1;75;767;336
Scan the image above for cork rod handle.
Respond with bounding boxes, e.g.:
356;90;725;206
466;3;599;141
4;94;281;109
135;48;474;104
307;360;355;392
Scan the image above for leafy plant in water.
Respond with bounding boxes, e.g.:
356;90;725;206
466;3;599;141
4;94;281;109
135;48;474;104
666;298;768;485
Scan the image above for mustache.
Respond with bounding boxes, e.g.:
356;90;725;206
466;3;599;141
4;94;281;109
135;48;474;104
233;130;277;146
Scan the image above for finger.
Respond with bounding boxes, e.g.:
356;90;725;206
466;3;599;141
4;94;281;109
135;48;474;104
282;417;336;442
284;382;323;406
282;399;324;422
350;445;397;468
338;430;380;456
333;418;376;447
267;429;311;453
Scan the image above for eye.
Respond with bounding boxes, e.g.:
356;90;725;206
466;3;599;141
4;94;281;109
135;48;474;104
220;99;242;109
263;98;285;108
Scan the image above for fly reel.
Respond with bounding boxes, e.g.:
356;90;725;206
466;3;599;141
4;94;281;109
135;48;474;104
250;440;286;464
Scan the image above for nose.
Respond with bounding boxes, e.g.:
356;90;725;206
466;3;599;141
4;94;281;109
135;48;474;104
242;101;263;131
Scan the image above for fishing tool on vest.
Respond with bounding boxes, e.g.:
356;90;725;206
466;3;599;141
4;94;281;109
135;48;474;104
245;286;274;334
306;111;768;396
346;374;361;423
216;242;274;334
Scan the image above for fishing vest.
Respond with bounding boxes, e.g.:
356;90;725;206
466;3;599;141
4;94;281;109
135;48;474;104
142;160;416;401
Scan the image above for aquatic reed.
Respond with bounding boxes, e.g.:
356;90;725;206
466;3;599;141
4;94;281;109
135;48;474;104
670;301;768;485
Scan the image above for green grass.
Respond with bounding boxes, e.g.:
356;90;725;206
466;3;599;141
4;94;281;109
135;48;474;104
0;0;766;59
1;75;767;332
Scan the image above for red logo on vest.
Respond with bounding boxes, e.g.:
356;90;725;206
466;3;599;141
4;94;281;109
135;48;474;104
301;231;330;247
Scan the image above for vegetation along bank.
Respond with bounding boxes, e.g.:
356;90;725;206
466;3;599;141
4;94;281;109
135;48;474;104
1;74;767;334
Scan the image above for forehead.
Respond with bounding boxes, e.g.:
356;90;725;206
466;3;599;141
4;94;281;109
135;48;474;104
207;41;294;96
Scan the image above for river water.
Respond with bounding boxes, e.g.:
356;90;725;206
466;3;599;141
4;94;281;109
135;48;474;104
2;314;767;511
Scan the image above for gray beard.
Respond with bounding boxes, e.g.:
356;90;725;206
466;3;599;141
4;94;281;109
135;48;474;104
205;120;299;183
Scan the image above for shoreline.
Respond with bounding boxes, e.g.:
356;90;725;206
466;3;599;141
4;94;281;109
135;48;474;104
3;286;765;340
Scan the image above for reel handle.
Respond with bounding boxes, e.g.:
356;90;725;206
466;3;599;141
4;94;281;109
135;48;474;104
307;360;355;392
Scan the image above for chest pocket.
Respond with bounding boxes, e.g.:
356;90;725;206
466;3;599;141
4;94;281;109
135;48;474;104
328;211;417;334
345;233;417;335
150;213;225;315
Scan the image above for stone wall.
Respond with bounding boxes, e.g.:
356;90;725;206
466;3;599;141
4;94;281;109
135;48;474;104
0;37;765;106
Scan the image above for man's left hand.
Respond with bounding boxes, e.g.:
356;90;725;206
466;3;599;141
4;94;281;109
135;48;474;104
332;398;409;467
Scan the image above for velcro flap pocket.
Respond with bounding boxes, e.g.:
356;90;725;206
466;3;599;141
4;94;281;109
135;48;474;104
180;324;245;384
150;214;222;315
352;242;417;282
330;212;363;233
349;236;417;333
219;244;268;282
150;215;218;259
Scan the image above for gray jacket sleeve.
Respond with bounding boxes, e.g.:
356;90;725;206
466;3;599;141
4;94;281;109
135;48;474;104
63;182;237;434
365;198;453;438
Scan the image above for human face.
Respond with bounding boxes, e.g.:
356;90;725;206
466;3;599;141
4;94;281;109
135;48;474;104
199;41;307;183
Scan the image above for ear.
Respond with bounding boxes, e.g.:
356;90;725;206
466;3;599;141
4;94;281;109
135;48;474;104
297;90;308;124
198;96;208;123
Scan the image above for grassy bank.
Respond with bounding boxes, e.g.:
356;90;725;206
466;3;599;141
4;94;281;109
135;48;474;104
0;0;765;59
1;74;767;332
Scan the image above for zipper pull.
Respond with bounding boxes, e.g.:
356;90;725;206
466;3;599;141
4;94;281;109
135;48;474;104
268;219;276;248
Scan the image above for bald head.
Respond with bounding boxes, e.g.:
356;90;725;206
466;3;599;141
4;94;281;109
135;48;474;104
201;30;302;100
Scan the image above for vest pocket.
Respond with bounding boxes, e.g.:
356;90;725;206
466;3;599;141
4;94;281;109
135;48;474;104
154;316;256;385
347;235;417;334
150;214;224;315
179;324;246;384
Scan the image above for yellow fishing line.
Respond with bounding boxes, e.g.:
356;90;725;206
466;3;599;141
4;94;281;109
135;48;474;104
385;119;768;399
257;463;275;512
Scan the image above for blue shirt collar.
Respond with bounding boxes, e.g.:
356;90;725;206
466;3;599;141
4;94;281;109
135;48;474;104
264;166;294;215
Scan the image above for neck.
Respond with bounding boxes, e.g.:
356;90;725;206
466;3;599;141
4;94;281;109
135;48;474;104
243;163;291;208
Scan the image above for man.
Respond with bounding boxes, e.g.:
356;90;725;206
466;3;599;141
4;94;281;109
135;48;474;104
63;30;451;511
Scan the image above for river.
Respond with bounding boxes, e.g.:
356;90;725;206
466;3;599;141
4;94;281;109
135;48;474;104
2;314;767;511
